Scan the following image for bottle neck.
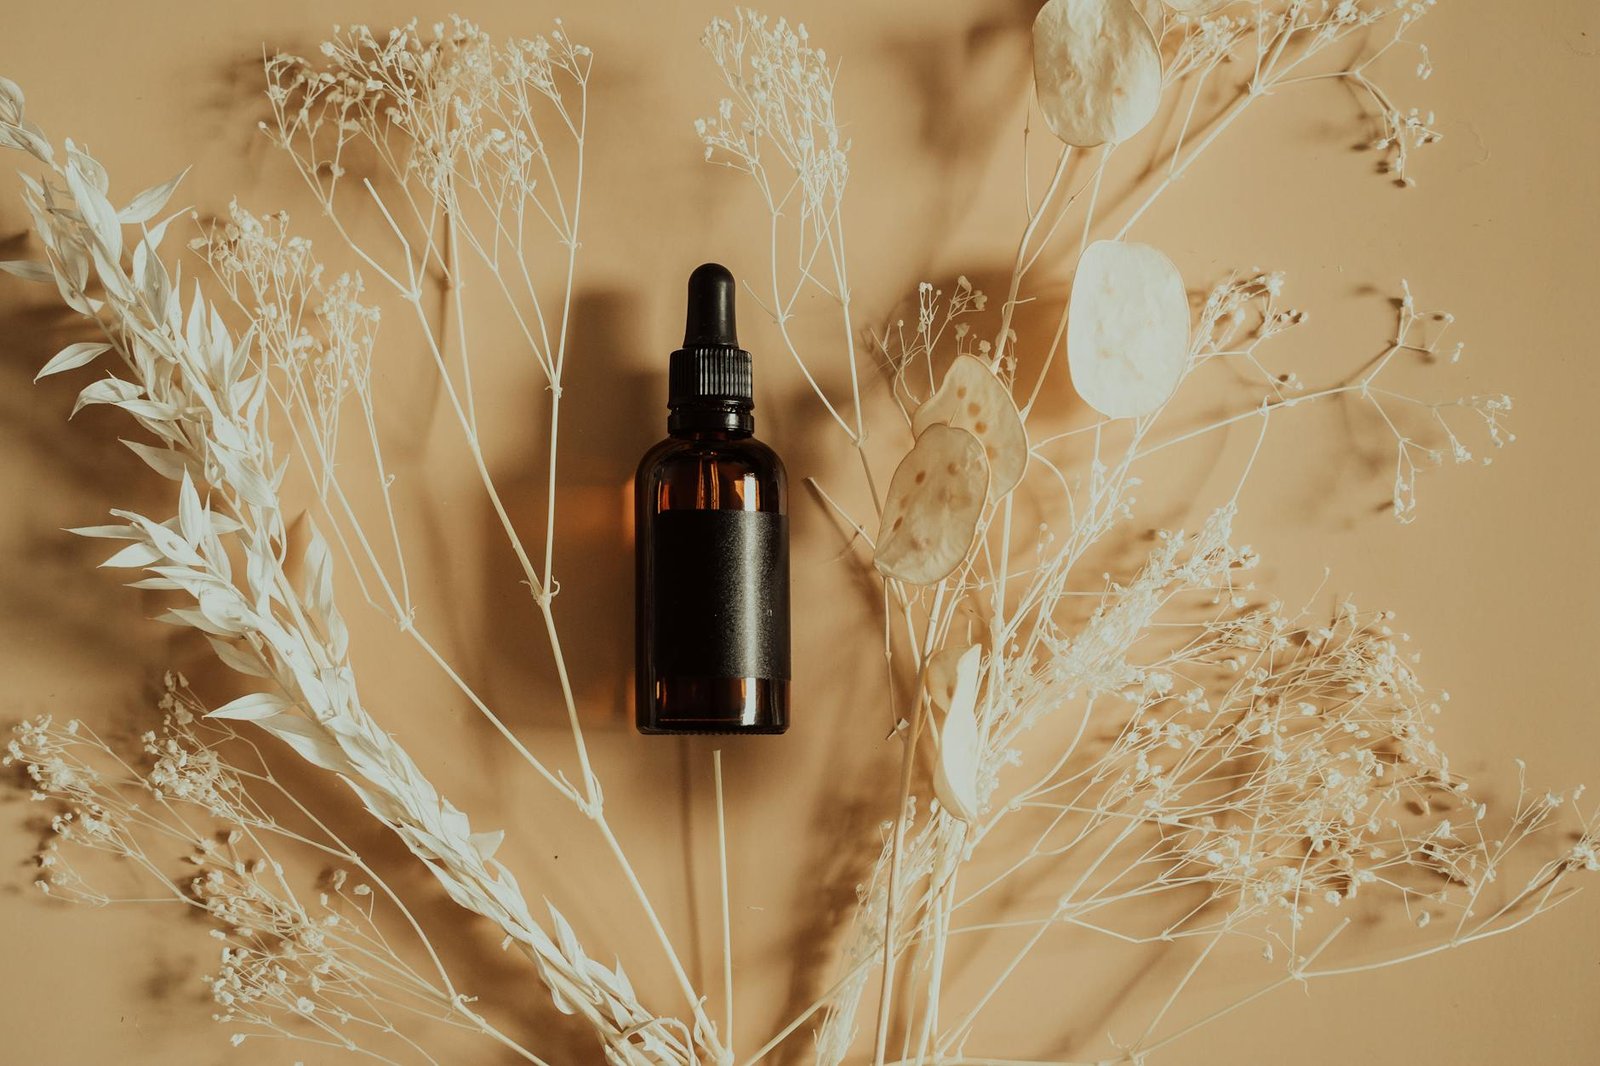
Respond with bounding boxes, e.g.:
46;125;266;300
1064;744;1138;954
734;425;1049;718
669;402;754;438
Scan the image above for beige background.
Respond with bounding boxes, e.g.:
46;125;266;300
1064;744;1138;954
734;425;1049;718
2;0;1598;1063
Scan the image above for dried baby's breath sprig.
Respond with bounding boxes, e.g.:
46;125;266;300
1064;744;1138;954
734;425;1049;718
6;678;541;1063
698;11;882;514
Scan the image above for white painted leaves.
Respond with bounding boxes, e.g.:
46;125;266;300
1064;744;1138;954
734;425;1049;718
35;341;111;382
933;644;983;822
117;167;189;226
874;424;990;586
208;691;295;722
1032;0;1162;148
0;259;53;283
1068;239;1190;418
0;74;52;162
912;355;1029;497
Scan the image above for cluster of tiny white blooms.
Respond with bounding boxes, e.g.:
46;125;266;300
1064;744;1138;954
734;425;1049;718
1171;271;1509;524
6;692;546;1060
1154;1;1442;188
265;16;590;278
1162;9;1257;82
1376;282;1512;522
1040;511;1255;704
1191;271;1310;395
1372;104;1443;186
1566;811;1600;873
1123;606;1475;925
194;202;381;497
698;11;847;213
269;19;561;192
195;863;416;1055
144;706;238;820
694;10;874;462
5;716;117;905
7;715;94;804
871;276;991;415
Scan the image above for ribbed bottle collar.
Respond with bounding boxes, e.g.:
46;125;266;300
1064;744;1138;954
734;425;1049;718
668;344;753;409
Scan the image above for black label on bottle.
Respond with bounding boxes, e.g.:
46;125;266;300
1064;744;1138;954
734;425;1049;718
651;509;790;680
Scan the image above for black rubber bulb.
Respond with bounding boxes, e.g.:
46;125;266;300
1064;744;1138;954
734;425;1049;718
683;262;739;349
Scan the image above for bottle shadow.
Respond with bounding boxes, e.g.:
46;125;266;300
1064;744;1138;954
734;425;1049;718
478;286;658;733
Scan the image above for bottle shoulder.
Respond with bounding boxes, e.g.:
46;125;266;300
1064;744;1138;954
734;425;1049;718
636;433;787;511
638;434;787;480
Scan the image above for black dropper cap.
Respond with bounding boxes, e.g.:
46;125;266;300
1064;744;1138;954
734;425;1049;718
669;263;753;411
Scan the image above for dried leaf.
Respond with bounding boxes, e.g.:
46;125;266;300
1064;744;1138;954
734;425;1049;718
71;376;141;417
933;644;983;822
99;541;163;568
126;576;184;591
65;522;141;541
198;586;252;634
1033;0;1162;147
926;642;980;713
422;854;493;918
874;424;990;585
1068;239;1190;418
303;522;335;626
255;712;347;772
178;471;205;546
64;157;122;262
209;691;294;722
122;439;193;481
155;607;232;636
912;354;1029;497
0;260;53;283
122;510;190;562
469;830;507;862
206;636;270;679
35;341;112;382
118;167;190;225
0;74;24;112
547;901;586;967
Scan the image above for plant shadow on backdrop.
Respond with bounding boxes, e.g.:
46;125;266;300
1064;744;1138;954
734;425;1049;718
1;2;1596;1064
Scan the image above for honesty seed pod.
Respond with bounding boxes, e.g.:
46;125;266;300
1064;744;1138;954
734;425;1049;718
1032;0;1162;148
1067;239;1191;419
874;423;990;586
912;354;1029;498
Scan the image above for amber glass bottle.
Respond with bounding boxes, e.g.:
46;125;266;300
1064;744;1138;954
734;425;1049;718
634;263;790;734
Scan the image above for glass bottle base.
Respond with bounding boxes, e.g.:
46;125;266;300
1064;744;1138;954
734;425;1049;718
636;676;789;735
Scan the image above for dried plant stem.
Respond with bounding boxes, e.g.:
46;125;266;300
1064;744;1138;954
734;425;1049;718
715;750;735;1051
871;681;927;1065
